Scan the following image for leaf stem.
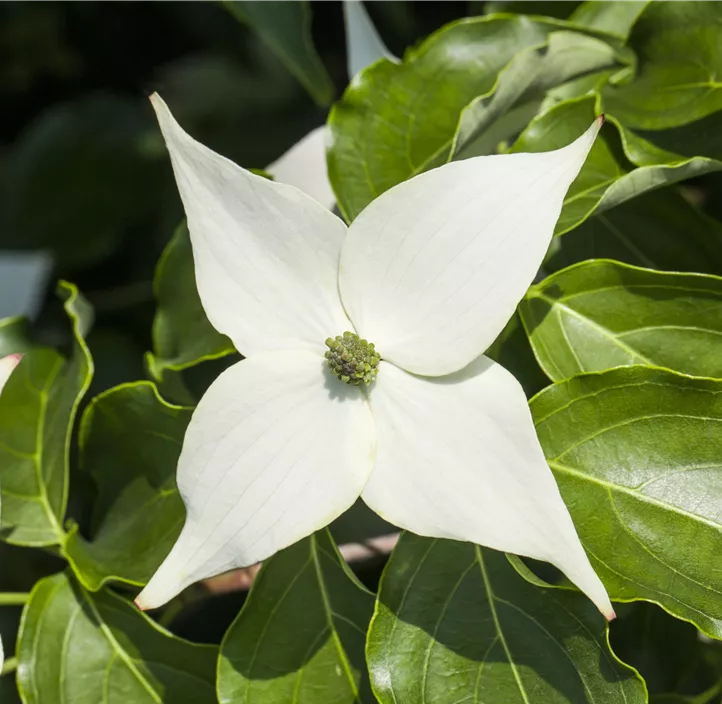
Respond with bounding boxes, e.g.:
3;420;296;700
0;592;30;606
1;657;17;676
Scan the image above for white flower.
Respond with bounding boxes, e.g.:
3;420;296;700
136;94;614;620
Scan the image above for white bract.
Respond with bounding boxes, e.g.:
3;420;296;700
0;352;22;671
343;0;398;80
136;94;614;620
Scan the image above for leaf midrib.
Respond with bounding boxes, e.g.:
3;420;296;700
475;547;531;704
310;535;362;702
549;459;722;532
80;588;163;703
0;356;66;542
530;291;654;366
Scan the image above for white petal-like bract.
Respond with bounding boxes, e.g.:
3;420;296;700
343;0;397;80
136;351;376;609
0;353;22;395
266;126;336;211
361;357;614;619
150;94;351;357
339;119;603;376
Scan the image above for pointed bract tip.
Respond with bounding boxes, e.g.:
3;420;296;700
604;606;617;622
0;353;23;394
597;114;606;127
134;596;149;612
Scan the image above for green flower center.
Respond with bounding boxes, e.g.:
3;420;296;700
325;332;380;386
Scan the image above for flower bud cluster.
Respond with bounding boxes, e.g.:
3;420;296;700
325;331;380;386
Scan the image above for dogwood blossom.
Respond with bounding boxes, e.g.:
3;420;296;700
0;352;22;670
136;94;614;620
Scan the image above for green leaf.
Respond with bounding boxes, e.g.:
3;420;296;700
513;96;722;235
520;260;722;381
531;366;722;637
544;188;722;276
328;16;624;221
16;571;217;703
452;30;624;161
223;1;333;106
0;282;93;546
367;533;646;704
481;1;580;19
64;382;189;591
602;2;722;129
218;530;374;704
147;223;234;383
568;1;648;39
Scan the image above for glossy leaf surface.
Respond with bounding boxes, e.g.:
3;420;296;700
218;530;374;704
16;572;217;703
513;97;722;236
367;533;645;704
328;16;621;221
532;367;722;637
64;382;190;591
521;260;722;380
0;283;93;546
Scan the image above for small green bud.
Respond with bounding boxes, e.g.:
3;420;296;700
324;331;381;386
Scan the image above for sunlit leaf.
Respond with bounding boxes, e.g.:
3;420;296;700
521;260;722;380
514;96;722;235
532;366;722;637
569;1;648;39
0;283;93;546
328;16;624;221
16;571;217;703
